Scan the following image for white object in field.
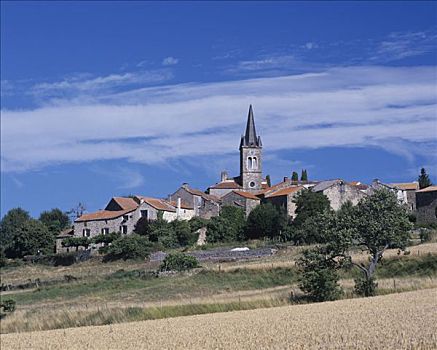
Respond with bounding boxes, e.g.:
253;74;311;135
231;247;250;252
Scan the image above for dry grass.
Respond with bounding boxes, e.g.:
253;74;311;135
2;288;436;349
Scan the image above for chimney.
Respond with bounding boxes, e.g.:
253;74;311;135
221;171;228;182
283;176;289;182
176;197;181;218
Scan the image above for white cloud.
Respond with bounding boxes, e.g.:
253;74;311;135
303;42;318;50
1;65;436;173
162;56;179;66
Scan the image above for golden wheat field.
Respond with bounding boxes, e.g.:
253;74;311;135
2;288;436;350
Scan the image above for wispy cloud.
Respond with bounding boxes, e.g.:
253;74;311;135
1;65;436;173
29;69;173;101
162;56;179;66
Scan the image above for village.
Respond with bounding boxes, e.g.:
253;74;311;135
56;106;437;253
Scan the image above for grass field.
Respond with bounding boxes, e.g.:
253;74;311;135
2;288;436;350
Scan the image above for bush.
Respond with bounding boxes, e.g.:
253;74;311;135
160;252;199;272
103;234;153;262
246;203;288;240
297;249;343;302
354;276;378;297
0;299;16;318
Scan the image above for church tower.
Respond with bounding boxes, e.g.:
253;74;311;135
240;105;263;191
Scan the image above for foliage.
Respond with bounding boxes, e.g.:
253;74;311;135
0;299;16;318
92;232;120;245
171;219;198;247
300;169;308;182
354;276;378;297
245;203;288;240
160;252;199;272
62;237;91;250
133;217;153;237
291;171;299;182
103;234;153;261
418;167;432;189
39;208;71;236
188;217;209;232
0;248;6;268
292;190;331;229
0;208;32;252
266;174;272;187
297;248;343;302
205;206;246;243
5;219;54;258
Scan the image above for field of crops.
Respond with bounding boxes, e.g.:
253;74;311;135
2;288;436;349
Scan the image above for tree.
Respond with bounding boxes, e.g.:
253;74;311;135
246;203;287;240
418;168;432;189
39;208;71;236
291;171;299;182
292;189;331;230
6;219;54;258
170;219;197;247
103;234;153;261
301;169;308;182
266;174;272;187
92;232;120;245
347;189;411;295
0;208;31;251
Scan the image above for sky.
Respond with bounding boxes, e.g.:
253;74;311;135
1;1;436;218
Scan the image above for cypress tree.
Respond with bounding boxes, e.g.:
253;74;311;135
292;171;299;182
418;168;432;189
301;169;308;182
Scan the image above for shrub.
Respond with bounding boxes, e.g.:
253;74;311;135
354;276;378;297
246;203;288;240
103;234;153;262
160;252;199;272
297;249;343;302
0;299;16;318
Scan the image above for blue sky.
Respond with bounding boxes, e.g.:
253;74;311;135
1;1;437;218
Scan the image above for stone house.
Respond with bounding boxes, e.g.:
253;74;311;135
221;190;261;216
263;186;304;218
169;184;221;219
312;179;366;211
389;182;419;211
55;227;74;253
368;179;411;209
415;186;437;225
208;172;243;198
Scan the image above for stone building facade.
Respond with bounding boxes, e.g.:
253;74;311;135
390;182;419;211
221;190;261;216
263;186;303;218
416;186;437;225
312;180;366;211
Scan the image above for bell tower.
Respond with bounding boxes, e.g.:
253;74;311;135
239;105;262;191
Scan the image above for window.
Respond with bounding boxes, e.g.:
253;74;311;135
123;215;129;221
252;157;258;169
84;221;88;227
141;210;148;219
101;228;109;235
83;229;91;237
121;225;128;234
247;157;252;170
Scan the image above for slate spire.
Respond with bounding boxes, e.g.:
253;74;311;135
240;105;262;148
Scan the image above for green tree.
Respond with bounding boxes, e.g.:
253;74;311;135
246;203;287;240
291;171;299;182
266;174;272;187
348;189;411;295
301;169;308;182
292;190;331;231
104;234;153;261
0;208;31;252
297;248;343;302
170;219;197;246
6;219;54;258
418;167;432;189
92;232;120;245
39;208;71;236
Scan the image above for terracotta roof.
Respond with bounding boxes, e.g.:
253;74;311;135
265;186;303;198
348;181;369;190
168;200;194;210
184;186;221;202
112;197;138;210
57;228;74;238
231;190;261;200
416;186;437;193
75;209;134;222
136;196;177;212
390;182;419;191
209;180;242;190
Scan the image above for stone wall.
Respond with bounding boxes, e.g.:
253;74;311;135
416;191;437;224
221;191;260;216
209;188;234;198
323;183;366;211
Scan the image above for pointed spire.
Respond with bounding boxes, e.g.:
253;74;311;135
241;105;261;148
